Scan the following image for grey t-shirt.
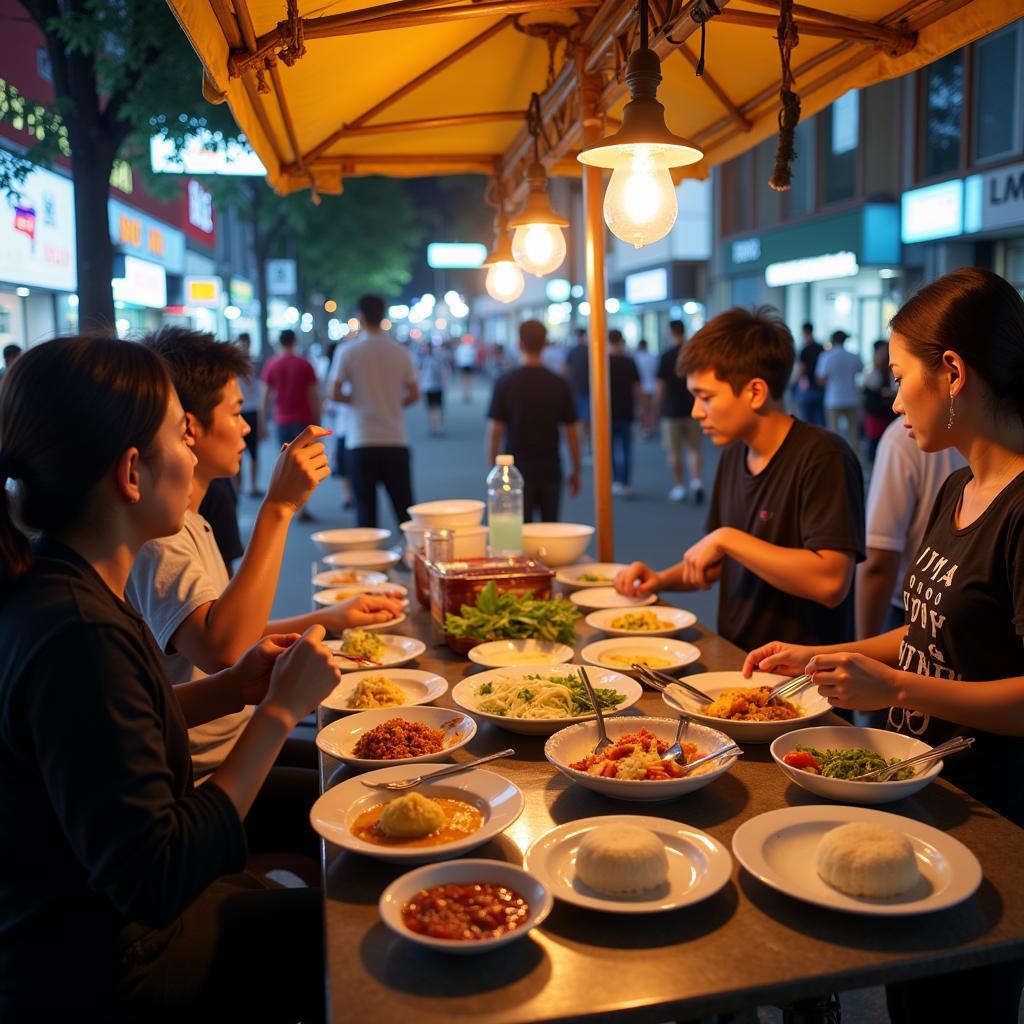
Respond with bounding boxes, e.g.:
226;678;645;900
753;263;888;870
332;330;417;448
126;509;252;780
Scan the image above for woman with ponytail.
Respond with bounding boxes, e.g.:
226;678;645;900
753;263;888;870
0;336;338;1022
744;267;1024;1022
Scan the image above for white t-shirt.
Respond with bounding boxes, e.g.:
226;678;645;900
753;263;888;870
634;349;659;394
126;509;252;780
327;342;351;439
332;331;417;448
816;345;862;408
865;418;968;609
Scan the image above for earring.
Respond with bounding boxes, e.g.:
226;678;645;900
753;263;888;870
947;391;955;430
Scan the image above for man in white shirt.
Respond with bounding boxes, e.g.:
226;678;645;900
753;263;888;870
331;294;420;529
816;329;863;456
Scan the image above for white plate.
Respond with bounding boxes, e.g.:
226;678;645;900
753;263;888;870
545;716;739;802
316;706;477;769
555;563;628;590
313;583;408;606
467;639;575;669
732;805;982;916
451;664;643;735
585;605;697;637
324;548;403;572
310;766;524;864
524;814;732;913
660;671;831;743
379;859;553;954
312;527;390;554
324;634;427;671
321;667;448;713
581;636;701;676
312;569;388;589
770;727;944;805
358;612;407;633
569;587;657;611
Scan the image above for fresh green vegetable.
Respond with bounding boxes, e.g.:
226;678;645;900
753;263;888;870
445;581;578;644
794;745;915;781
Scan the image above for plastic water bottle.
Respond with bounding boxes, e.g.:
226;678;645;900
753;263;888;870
487;454;524;556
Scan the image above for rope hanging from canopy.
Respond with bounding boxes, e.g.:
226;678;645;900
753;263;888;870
769;0;800;191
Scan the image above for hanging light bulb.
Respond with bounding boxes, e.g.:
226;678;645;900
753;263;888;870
509;94;569;277
578;0;703;248
482;189;526;302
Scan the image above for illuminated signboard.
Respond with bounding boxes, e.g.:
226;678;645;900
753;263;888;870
150;131;266;176
625;267;669;304
0;166;76;291
185;276;223;308
113;255;167;308
108;199;185;274
426;242;487;269
900;180;963;244
764;251;859;287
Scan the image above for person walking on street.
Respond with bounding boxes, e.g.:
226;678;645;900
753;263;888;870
608;330;641;497
635;339;659;438
331;295;419;530
817;329;863;457
455;338;477;402
487;320;581;522
862;339;899;462
325;334;355;511
657;320;704;503
564;328;590;454
792;322;825;426
418;342;448;437
236;333;263;497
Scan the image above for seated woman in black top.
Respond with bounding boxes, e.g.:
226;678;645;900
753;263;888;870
0;337;339;1022
747;268;1024;1023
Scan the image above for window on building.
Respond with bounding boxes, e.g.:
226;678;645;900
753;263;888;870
721;151;753;235
821;91;858;204
973;24;1022;165
786;116;816;216
922;50;964;178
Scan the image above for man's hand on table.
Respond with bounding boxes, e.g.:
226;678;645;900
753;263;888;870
614;561;662;597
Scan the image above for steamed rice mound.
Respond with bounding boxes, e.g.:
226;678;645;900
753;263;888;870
816;822;920;898
575;825;669;896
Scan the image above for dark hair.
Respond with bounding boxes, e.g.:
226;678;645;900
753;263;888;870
801;322;814;334
574;328;587;341
143;326;250;430
279;329;297;348
237;332;252;345
358;294;386;327
677;306;794;400
0;336;171;598
2;344;20;365
608;329;624;346
637;339;648;350
668;320;685;338
519;319;547;354
891;267;1024;425
873;339;889;354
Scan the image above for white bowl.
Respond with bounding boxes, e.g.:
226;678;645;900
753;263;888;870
312;527;391;554
555;563;628;589
467;639;575;669
569;587;657;611
520;522;595;567
324;633;426;671
309;766;524;864
312;582;408;607
316;705;477;769
400;520;488;559
324;548;402;572
660;671;831;744
770;726;944;805
585;606;697;637
379;859;552;954
545;716;739;802
407;499;485;529
312;568;388;589
321;667;447;713
451;664;643;735
581;637;701;676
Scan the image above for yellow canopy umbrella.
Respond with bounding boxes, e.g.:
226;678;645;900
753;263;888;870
168;0;1020;557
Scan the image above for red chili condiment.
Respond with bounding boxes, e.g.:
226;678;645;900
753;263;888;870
401;882;530;941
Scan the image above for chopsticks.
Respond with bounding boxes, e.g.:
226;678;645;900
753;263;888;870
333;651;383;667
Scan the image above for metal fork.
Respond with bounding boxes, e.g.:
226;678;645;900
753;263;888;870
634;663;714;705
361;748;515;791
853;735;974;781
579;665;614;755
679;744;743;776
767;673;813;702
661;714;690;763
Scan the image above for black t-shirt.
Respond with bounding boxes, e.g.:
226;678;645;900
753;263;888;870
707;419;865;652
609;352;640;422
888;467;1024;826
796;341;824;389
487;365;577;480
565;343;589;396
657;343;694;418
198;477;244;568
0;540;246;1017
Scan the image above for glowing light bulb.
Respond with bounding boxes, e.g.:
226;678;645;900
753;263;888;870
485;261;525;303
512;223;566;277
603;147;678;249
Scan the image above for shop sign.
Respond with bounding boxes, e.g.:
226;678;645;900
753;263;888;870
150;131;266;177
185;180;215;240
229;276;254;307
0;165;75;292
961;159;1024;233
185;275;222;308
764;251;858;287
900;180;963;244
108;199;185;275
426;242;487;269
266;259;297;296
625;267;669;304
113;255;167;309
731;238;761;264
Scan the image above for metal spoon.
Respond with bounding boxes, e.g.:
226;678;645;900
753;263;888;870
361;747;516;791
661;713;690;764
579;665;613;756
679;743;743;776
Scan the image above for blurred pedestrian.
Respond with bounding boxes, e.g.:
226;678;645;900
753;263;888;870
236;332;263;497
564;327;590;454
326;333;355;511
608;330;640;497
455;338;477;401
862;339;898;462
418;342;447;436
817;329;862;457
657;320;704;503
792;322;825;425
634;338;659;438
1;344;20;378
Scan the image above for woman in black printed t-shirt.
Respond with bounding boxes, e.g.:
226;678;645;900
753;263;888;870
746;267;1024;1023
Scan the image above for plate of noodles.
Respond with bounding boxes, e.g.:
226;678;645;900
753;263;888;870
321;668;448;713
451;664;642;735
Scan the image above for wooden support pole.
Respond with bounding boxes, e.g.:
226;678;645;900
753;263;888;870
579;68;614;563
715;8;902;45
735;0;913;51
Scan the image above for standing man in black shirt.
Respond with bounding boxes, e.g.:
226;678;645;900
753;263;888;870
488;320;581;522
657;320;704;503
793;321;825;426
608;330;640;497
616;306;865;653
563;327;590;455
